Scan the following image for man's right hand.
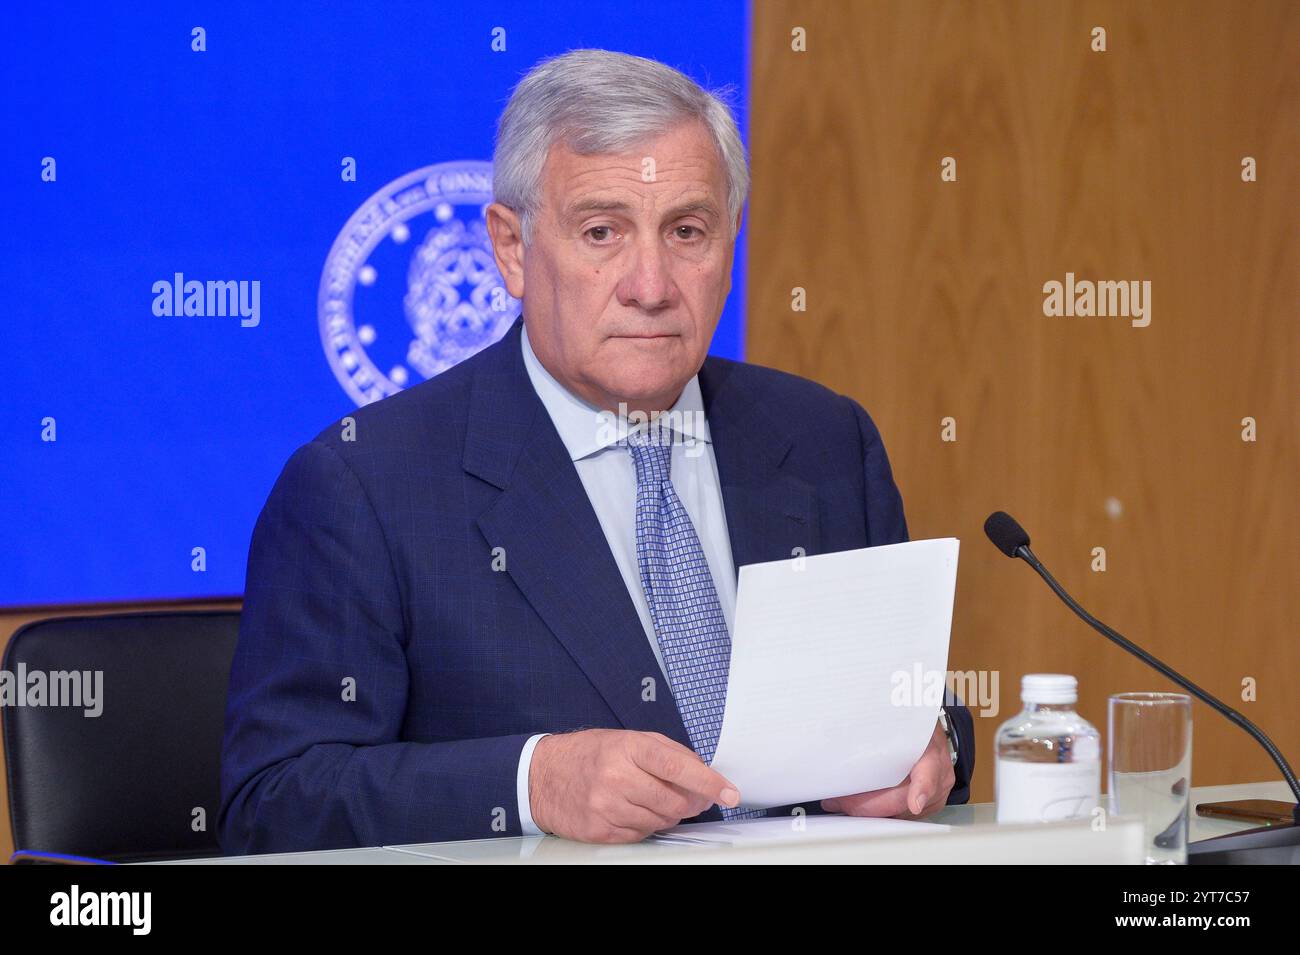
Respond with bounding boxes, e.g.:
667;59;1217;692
528;729;741;842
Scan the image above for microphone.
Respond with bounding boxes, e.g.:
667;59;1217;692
984;510;1300;863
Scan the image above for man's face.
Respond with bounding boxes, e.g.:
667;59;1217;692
487;119;739;413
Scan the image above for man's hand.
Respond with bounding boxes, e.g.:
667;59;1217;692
819;719;955;820
529;729;741;842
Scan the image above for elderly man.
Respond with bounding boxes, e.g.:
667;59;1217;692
219;49;974;853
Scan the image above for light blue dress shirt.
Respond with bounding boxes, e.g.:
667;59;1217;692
513;323;739;835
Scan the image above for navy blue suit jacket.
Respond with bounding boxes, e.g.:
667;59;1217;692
219;317;975;854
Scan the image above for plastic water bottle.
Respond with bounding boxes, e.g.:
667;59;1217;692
995;674;1101;824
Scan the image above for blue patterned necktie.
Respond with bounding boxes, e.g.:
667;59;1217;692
623;428;762;820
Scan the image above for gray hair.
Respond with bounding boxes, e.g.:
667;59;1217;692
492;49;749;244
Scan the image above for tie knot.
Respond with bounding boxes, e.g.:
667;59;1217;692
621;429;673;486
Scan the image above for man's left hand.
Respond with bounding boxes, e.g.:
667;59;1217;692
820;719;955;820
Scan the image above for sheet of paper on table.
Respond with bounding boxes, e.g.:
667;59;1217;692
653;814;950;847
709;537;960;808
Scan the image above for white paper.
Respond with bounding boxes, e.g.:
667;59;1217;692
653;814;949;847
709;537;959;808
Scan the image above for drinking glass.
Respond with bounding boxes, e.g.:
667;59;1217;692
1108;692;1192;864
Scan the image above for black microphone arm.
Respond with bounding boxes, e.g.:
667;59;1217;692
983;511;1300;822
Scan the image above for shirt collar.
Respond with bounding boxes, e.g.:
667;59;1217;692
520;321;712;462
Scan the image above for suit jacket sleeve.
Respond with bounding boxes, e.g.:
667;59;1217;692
218;440;533;854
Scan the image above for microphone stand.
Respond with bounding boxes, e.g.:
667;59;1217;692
1012;541;1300;864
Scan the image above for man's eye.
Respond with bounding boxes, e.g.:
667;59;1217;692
675;225;702;240
586;226;614;242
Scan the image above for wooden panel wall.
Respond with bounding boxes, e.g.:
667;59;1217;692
747;0;1298;803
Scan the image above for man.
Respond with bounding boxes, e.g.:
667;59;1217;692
219;49;974;853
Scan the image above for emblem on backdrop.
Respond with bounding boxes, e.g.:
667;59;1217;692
318;161;520;406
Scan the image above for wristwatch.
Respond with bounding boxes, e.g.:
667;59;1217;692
937;709;959;766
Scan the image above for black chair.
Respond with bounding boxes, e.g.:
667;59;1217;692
3;610;240;863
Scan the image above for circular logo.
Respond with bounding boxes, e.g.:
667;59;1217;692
318;161;520;406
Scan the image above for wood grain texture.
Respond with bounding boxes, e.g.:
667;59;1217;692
747;0;1298;803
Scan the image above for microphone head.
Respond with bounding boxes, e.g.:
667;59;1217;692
984;511;1030;557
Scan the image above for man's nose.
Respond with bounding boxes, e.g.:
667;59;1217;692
615;234;677;311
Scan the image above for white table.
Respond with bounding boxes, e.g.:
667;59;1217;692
166;780;1292;864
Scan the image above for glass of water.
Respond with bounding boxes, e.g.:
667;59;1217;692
1108;692;1193;864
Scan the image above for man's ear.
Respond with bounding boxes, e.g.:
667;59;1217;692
486;202;526;300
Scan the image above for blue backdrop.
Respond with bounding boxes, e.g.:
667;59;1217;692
3;1;750;607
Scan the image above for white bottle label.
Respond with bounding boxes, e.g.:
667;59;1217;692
995;758;1100;823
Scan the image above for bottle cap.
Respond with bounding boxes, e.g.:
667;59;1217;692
1021;673;1078;704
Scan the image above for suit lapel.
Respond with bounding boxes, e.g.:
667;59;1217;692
698;358;821;574
465;320;691;746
